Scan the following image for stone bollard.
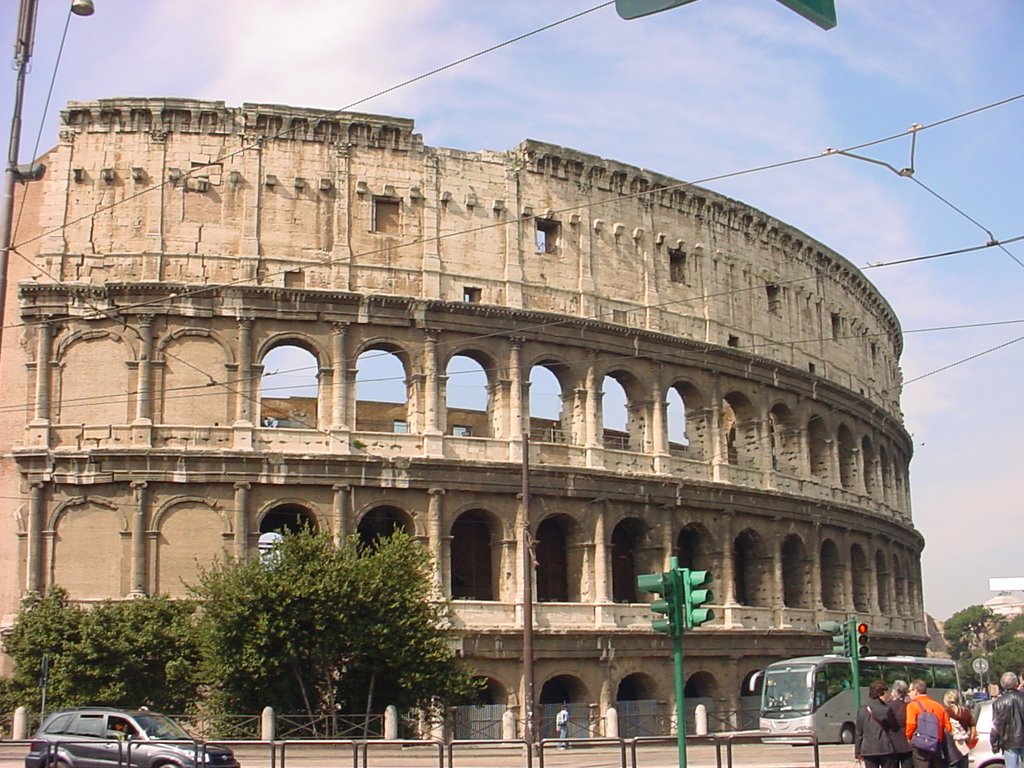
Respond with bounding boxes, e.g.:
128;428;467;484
384;705;399;740
502;709;517;741
261;706;275;741
13;706;28;739
694;704;708;736
605;706;618;738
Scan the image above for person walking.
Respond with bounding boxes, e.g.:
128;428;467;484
856;680;898;768
942;690;973;768
555;704;570;748
887;680;913;768
904;679;952;768
991;671;1024;768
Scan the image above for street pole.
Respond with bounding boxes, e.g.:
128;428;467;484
521;432;535;744
672;618;687;768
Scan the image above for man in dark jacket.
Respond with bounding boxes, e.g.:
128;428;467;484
992;671;1024;768
888;679;913;768
856;679;899;768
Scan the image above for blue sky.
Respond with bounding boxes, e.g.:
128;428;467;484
2;0;1022;621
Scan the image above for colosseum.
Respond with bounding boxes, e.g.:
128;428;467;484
0;97;925;733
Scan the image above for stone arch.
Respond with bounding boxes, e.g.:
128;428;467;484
527;358;575;444
55;329;135;425
878;445;893;502
819;538;844;611
355;341;411;432
850;543;870;612
539;674;589;739
450;509;498;601
837;423;857;490
721;391;757;467
536;513;582;602
875;549;891;614
861;436;878;498
781;534;811;609
153;497;230;597
674;523;715;571
258;501;318;534
768;403;801;475
616;671;659;701
357;504;415;547
158;330;233;426
50;497;125;599
684;670;719;699
666;379;708;458
610;517;645;603
893;553;908;616
807;415;831;480
259;339;321;429
444;348;496;438
602;367;647;452
470;676;508;705
734;528;770;607
256;332;328;365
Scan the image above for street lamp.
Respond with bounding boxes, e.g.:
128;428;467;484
0;0;94;364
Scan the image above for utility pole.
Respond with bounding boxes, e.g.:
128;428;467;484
521;432;536;743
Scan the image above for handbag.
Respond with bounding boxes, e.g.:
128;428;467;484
950;715;970;756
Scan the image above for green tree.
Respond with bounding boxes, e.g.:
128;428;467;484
1;589;201;713
989;639;1024;680
943;605;1004;660
192;530;478;722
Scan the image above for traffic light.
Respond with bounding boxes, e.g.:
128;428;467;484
855;622;870;659
683;569;715;628
817;620;850;656
637;569;683;637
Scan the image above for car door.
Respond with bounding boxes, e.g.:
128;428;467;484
63;713;110;768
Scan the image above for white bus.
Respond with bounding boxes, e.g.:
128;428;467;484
759;655;960;744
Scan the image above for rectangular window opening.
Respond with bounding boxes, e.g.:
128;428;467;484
392;420;408;433
727;335;740;348
870;341;878;363
669;249;687;283
373;197;401;234
808;362;817;374
535;219;560;254
766;283;781;315
831;312;842;341
463;286;482;303
452;425;472;437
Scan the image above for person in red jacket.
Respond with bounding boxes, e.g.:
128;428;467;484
904;679;953;768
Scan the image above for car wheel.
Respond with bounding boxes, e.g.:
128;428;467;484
840;724;855;744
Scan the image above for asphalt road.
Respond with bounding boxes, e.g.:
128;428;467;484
0;739;861;768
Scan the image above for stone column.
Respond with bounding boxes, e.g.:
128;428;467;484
235;318;254;424
593;500;609;603
809;525;823;613
651;370;669;472
585;360;600;448
508;338;524;439
709;390;725;480
720;518;736;606
135;315;155;423
840;533;854;612
331;323;349;430
427;488;446;595
867;536;881;615
26;482;45;593
423;331;441;434
32;319;54;423
332;484;351;545
771;540;785;618
234;482;250;562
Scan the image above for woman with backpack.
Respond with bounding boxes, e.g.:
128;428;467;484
856;680;899;768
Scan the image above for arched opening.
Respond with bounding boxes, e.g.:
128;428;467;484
528;363;570;443
684;671;719;732
611;518;645;603
260;503;317;534
781;534;811;609
861;436;878;498
260;344;319;428
539;675;589;740
721;393;756;467
536;515;580;602
445;353;491;438
450;510;495;600
355;347;408;433
807;416;831;480
453;677;508;740
616;673;661;737
768;404;800;475
893;554;908;616
850;544;869;613
878;446;892;502
820;539;844;611
734;529;770;607
739;669;765;730
875;549;891;614
602;373;642;451
674;524;712;571
837;424;857;490
357;505;413;547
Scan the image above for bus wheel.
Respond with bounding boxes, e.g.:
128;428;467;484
840;723;855;744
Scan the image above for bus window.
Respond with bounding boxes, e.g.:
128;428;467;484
823;661;852;703
908;664;932;686
932;665;957;690
859;662;884;687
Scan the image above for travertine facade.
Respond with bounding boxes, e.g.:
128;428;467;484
0;98;924;729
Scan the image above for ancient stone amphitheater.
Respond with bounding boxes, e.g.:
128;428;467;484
0;98;925;732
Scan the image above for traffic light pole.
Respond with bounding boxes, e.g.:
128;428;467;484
672;628;687;768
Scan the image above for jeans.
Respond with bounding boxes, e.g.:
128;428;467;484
1004;747;1024;768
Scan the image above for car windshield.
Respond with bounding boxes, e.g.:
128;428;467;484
134;714;192;740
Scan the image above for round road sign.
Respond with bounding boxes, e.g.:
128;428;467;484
973;657;990;674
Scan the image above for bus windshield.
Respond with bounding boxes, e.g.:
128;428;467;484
762;663;815;715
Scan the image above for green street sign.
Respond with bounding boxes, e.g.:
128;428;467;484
615;0;836;28
615;0;698;21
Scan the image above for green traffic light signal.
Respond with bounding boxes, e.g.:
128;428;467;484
817;620;850;656
637;570;682;637
683;568;715;628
